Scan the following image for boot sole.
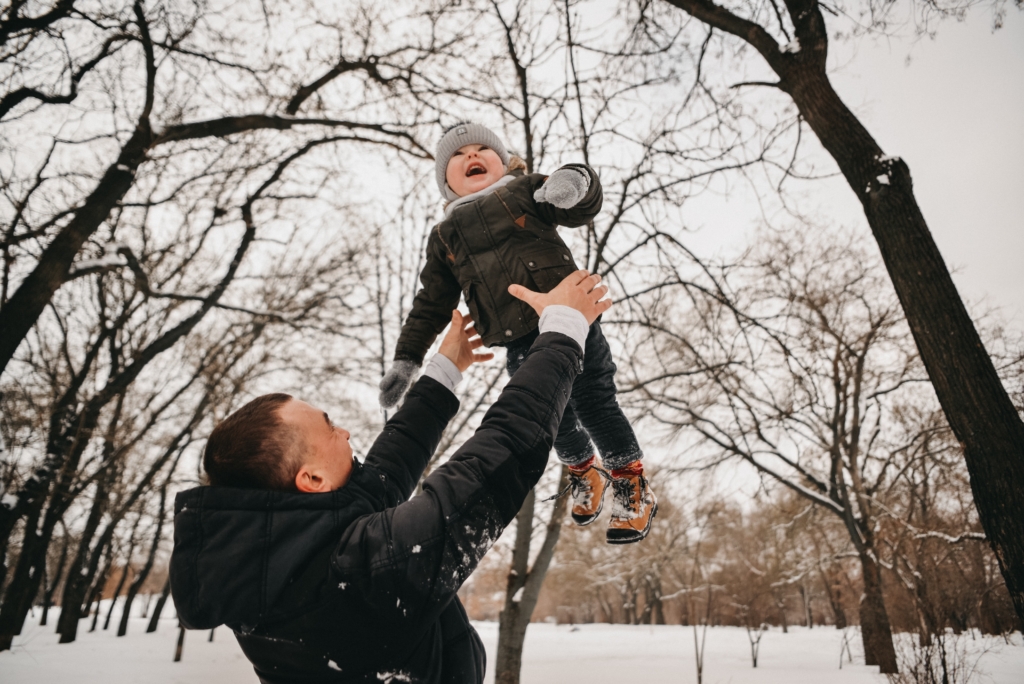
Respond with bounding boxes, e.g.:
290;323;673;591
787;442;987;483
606;500;658;544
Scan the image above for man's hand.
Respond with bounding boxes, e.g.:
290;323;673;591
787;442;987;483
508;270;612;325
439;311;495;372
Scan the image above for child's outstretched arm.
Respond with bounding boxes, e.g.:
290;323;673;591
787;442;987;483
532;164;603;228
380;233;461;408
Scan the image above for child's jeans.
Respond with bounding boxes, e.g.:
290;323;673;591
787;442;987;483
504;319;642;470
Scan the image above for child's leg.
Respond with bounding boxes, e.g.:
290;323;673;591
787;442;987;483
568;320;642;470
569;320;656;544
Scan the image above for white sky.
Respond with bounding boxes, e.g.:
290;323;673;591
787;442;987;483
828;9;1023;324
634;6;1022;338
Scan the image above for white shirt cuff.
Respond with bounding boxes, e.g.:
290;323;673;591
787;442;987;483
538;305;589;353
423;353;463;393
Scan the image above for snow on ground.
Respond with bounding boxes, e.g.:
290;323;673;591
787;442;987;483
3;605;1022;683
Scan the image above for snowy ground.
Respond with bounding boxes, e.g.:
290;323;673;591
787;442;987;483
4;605;1023;683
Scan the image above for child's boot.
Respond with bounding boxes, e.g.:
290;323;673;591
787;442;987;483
606;463;657;544
567;456;608;526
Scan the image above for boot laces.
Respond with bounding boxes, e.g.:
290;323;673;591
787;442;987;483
544;466;609;503
568;470;591;498
612;475;644;514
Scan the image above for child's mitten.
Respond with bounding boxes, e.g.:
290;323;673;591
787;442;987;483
379;360;420;409
533;168;590;208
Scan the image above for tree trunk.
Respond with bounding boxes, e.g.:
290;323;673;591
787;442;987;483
102;515;141;631
494;467;571;684
174;622;186;662
914;575;939;647
819;565;848;629
495;600;529;684
118;484;169;636
0;508;48;650
858;553;898;673
652;576;666;625
790;63;1024;625
800;583;812;628
146;576;171;633
640;580;654;625
86;543;114;634
55;468;115;640
39;526;69;627
103;559;132;631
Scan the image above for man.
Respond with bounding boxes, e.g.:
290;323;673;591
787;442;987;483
170;271;611;684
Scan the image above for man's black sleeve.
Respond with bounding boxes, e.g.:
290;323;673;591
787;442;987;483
362;375;460;502
332;332;582;625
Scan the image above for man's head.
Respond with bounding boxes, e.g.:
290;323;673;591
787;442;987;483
435;122;509;200
204;394;352;492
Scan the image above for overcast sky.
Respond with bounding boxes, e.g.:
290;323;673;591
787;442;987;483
829;9;1024;325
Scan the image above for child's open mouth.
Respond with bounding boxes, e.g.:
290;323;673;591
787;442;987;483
466;162;486;177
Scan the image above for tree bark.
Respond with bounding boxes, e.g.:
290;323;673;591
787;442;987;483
174;622;186;662
146;576;171;633
494;467;571;684
38;525;68;627
55;432;120;640
858;552;898;673
102;560;131;631
800;583;812;628
118;483;169;636
87;543;114;634
819;565;848;629
661;0;1024;625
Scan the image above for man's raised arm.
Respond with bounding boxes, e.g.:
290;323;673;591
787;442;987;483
363;311;495;501
336;272;611;616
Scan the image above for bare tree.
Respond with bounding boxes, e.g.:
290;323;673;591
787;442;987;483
0;0;433;376
637;0;1024;625
628;227;944;670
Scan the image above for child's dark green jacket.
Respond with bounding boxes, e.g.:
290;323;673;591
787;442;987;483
394;164;602;364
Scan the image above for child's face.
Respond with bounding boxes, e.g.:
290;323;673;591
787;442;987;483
445;143;505;197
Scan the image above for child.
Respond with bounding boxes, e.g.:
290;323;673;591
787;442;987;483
379;122;656;543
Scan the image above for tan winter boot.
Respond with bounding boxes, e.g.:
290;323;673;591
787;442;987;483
567;457;608;526
606;466;657;544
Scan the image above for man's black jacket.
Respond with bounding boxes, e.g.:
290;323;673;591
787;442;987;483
170;332;583;683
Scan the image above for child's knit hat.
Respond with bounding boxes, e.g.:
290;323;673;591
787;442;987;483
435;122;510;201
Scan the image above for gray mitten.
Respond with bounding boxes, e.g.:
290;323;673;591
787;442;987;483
378;360;420;409
533;168;590;208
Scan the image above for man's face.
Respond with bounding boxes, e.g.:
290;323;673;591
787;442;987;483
278;398;353;492
445;143;504;197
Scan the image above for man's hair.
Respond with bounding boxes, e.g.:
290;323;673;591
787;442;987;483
203;393;305;491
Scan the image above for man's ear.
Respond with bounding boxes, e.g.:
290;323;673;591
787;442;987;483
295;464;329;493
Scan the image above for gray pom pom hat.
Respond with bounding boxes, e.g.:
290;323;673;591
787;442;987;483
435;122;510;201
